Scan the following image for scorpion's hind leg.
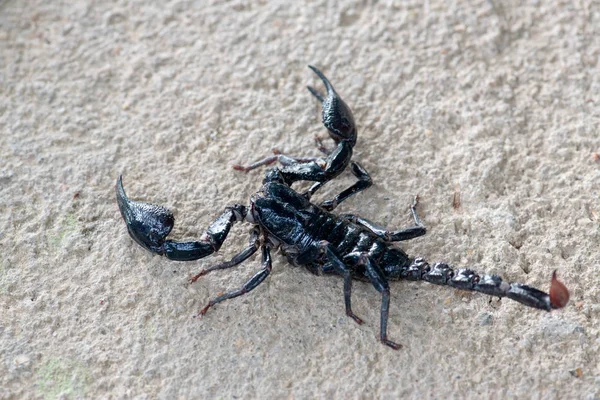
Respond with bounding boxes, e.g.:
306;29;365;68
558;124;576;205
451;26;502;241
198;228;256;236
116;176;246;261
199;244;272;316
341;195;427;241
346;252;401;350
323;246;364;325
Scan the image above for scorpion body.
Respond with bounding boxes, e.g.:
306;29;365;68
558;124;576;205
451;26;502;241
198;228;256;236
117;66;569;349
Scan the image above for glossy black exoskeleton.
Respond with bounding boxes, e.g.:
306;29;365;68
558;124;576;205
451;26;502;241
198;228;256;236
116;66;569;349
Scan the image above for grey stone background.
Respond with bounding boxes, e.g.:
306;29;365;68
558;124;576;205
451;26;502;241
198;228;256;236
1;0;599;398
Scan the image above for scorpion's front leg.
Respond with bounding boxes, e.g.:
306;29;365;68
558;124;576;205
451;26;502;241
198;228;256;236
189;227;260;283
116;176;245;261
199;244;272;316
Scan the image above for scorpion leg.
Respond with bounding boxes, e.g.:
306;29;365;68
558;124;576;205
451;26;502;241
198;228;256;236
341;196;426;241
316;161;373;211
116;176;245;261
232;152;321;173
189;227;260;283
288;241;362;324
199;245;272;316
323;246;364;325
346;252;401;350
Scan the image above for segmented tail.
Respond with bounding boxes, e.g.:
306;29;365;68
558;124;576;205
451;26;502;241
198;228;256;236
402;258;569;311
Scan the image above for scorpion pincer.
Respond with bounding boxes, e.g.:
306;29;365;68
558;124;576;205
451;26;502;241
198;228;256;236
116;66;569;349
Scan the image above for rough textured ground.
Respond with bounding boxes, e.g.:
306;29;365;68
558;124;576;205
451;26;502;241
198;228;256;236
1;0;599;398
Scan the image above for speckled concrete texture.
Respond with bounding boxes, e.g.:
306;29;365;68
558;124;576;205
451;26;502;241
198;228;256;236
1;0;600;398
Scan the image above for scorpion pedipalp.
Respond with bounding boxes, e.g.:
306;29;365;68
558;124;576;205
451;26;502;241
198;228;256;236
117;176;247;261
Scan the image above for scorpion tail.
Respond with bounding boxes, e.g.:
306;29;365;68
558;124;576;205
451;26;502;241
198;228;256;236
403;258;569;311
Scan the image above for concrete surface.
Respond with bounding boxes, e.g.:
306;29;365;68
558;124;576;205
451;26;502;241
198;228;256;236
1;0;599;398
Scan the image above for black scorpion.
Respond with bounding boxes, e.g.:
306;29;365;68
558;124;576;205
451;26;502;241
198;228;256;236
116;66;569;349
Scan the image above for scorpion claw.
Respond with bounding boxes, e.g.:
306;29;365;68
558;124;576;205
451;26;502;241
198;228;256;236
307;85;325;102
116;175;173;255
308;65;357;145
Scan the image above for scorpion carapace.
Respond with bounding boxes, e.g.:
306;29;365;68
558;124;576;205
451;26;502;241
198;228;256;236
116;66;570;349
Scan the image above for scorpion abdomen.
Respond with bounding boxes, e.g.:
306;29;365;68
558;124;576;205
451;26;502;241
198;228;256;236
253;181;413;280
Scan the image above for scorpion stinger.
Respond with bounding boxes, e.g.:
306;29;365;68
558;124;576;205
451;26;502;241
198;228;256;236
116;175;247;261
